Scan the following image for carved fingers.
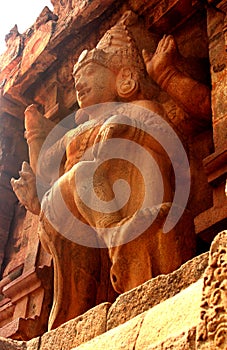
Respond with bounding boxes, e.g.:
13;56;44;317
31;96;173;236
155;34;177;55
11;162;34;195
143;34;178;84
19;161;36;181
11;161;41;215
142;49;153;67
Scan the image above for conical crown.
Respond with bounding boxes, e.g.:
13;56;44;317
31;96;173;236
73;11;150;76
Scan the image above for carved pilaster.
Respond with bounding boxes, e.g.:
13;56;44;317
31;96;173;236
197;230;227;349
0;96;27;275
194;2;227;241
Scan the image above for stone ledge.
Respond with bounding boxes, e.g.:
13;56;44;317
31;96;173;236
146;327;196;350
0;336;26;350
39;302;111;350
0;252;208;350
72;279;203;350
107;252;208;330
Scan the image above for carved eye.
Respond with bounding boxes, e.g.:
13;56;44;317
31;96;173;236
85;67;95;75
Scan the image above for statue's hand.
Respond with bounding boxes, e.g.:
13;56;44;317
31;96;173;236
143;35;179;85
24;104;55;142
24;104;44;132
11;161;41;215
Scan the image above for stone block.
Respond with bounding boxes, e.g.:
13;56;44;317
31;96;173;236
26;337;40;350
39;302;111;350
207;6;226;70
146;327;196;350
72;279;203;350
21;22;55;77
135;279;202;349
71;312;145;350
107;252;208;330
0;336;26;350
213;115;227;150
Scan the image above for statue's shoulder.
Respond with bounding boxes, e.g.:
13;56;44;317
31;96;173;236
132;100;166;117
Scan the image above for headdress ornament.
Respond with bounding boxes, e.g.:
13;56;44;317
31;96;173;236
73;11;151;76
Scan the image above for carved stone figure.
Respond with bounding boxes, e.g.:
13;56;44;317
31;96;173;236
11;11;211;330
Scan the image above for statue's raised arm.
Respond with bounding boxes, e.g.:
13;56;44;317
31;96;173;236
143;34;211;121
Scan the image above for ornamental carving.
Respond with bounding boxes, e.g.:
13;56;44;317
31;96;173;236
197;230;227;349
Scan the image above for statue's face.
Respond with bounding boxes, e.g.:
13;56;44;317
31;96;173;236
73;62;117;108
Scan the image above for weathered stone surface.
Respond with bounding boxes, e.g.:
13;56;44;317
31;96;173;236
146;327;196;350
26;337;40;350
0;95;25;120
135;279;202;349
71;312;145;350
72;279;203;350
107;252;208;330
39;303;111;350
20;22;55;77
193;0;227;251
0;26;23;80
197;231;227;349
0;210;53;340
0;336;26;350
0;111;27;276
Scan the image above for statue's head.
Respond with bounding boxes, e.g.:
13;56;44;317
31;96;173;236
73;11;158;108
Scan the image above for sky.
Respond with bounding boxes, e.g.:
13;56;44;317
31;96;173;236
0;0;53;54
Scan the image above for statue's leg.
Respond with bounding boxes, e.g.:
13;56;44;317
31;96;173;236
35;153;124;329
108;232;153;294
38;213;100;330
108;204;196;293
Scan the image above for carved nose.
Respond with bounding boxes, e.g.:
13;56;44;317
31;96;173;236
75;76;86;92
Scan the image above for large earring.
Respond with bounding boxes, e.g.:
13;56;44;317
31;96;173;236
116;68;139;99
